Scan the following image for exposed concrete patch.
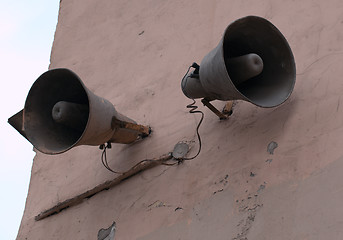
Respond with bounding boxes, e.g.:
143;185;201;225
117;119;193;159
267;141;278;155
98;222;116;240
215;174;229;186
147;200;172;211
234;183;265;240
213;189;224;194
213;174;229;194
257;184;266;193
265;159;273;163
174;207;183;211
234;205;263;239
233;213;257;240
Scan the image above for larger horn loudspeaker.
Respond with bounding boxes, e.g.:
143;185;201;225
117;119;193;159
8;68;150;155
181;16;296;107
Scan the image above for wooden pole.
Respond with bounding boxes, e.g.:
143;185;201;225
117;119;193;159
35;153;173;221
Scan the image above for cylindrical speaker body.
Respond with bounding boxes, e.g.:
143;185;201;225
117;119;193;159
185;16;296;108
181;72;208;99
76;89;117;146
23;68;138;154
78;88;138;146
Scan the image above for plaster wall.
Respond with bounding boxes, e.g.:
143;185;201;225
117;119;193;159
17;0;343;239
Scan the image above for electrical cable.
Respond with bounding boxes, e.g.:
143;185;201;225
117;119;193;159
101;143;124;174
101;144;177;174
100;63;204;173
178;63;204;161
181;99;204;161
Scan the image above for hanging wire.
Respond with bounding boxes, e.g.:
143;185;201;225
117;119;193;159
179;63;204;161
101;143;124;174
101;144;178;174
181;99;204;161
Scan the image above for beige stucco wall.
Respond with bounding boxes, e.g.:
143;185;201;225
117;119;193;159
17;0;343;239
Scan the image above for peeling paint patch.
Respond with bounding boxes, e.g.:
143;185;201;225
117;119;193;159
267;141;278;154
147;200;172;211
213;174;229;194
234;184;264;240
235;201;263;239
98;222;116;240
257;184;266;193
213;189;224;194
214;174;229;186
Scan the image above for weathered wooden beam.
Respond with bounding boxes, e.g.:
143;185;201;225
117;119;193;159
35;153;173;221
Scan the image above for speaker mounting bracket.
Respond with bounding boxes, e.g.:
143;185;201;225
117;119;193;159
111;117;151;140
201;99;233;120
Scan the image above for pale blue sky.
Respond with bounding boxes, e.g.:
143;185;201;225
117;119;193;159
0;1;59;239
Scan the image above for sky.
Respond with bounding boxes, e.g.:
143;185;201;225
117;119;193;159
0;1;59;239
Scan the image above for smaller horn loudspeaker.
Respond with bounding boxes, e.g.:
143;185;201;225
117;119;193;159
181;16;296;111
8;68;151;154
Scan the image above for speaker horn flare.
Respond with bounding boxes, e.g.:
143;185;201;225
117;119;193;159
181;16;296;108
8;68;150;155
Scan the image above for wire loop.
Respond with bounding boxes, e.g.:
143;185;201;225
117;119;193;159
181;99;204;161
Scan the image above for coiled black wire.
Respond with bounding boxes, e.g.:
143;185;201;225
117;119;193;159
179;62;204;161
181;99;204;161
